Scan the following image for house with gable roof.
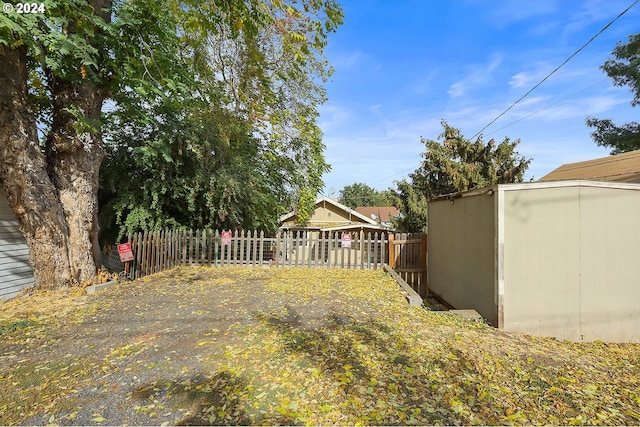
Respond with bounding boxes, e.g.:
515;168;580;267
278;197;389;264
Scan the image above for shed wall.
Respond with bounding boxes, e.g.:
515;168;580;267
428;192;497;325
576;186;640;342
0;189;35;299
502;187;582;339
502;185;640;342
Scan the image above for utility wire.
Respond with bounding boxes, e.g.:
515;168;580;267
470;0;639;140
331;0;638;194
348;77;612;192
484;78;608;137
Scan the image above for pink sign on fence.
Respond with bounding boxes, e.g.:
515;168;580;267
221;231;232;245
117;243;134;262
341;233;352;248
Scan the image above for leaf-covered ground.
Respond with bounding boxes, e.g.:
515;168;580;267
1;266;639;426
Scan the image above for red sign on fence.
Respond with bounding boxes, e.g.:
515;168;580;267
117;243;134;262
341;233;352;248
221;231;232;245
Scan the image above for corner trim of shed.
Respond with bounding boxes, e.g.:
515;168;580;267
496;185;505;329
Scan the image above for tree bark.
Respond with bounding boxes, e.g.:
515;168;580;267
0;0;114;288
46;78;106;281
0;45;74;287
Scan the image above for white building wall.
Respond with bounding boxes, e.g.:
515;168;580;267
0;189;35;299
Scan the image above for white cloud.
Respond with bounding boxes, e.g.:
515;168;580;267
369;104;382;115
411;69;440;95
448;82;466;98
318;104;352;132
331;50;367;70
485;0;559;28
448;53;504;98
487;54;503;73
509;72;533;89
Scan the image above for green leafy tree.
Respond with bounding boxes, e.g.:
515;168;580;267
0;0;342;288
338;183;393;209
100;0;342;241
0;0;163;287
388;180;428;233
100;104;286;241
392;121;531;232
183;0;340;223
586;33;640;154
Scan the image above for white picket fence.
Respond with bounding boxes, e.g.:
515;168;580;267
125;229;389;280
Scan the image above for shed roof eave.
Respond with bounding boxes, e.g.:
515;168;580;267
430;180;640;202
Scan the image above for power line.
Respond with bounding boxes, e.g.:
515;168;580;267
484;78;608;137
348;77;611;192
332;0;639;193
470;0;639;140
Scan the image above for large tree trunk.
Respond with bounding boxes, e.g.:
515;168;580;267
46;79;106;282
0;0;112;288
0;45;74;287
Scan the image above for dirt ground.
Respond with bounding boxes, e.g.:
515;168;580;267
1;266;423;425
3;266;639;426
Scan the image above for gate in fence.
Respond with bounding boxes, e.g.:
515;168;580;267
124;229;427;296
389;233;428;297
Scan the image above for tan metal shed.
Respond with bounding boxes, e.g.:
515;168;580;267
427;180;640;343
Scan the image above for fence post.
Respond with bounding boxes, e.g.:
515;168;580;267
421;234;428;297
133;232;139;279
154;230;160;273
388;233;395;269
126;234;134;280
379;232;385;270
237;230;243;267
359;230;365;270
254;230;259;266
213;230;219;266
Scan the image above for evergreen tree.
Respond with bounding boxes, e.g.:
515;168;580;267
392;121;531;232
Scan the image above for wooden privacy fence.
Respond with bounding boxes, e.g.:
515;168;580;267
389;233;428;297
126;229;389;280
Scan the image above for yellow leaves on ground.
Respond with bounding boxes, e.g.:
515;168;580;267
0;266;639;426
80;268;120;289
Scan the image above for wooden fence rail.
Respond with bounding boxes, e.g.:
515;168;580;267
126;229;390;280
124;229;427;297
389;232;428;297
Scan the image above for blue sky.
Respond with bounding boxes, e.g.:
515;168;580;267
317;0;640;195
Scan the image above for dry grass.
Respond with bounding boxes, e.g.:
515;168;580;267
0;266;639;425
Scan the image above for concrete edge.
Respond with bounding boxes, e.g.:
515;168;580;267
448;309;484;322
86;280;118;295
382;264;423;307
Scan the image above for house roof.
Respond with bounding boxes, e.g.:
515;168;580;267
539;150;640;183
354;206;400;222
279;196;379;226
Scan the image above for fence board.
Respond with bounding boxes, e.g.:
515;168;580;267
389;232;428;297
125;229;402;280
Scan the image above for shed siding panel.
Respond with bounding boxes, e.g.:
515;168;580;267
0;189;35;299
428;193;497;325
578;187;640;342
502;187;581;339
